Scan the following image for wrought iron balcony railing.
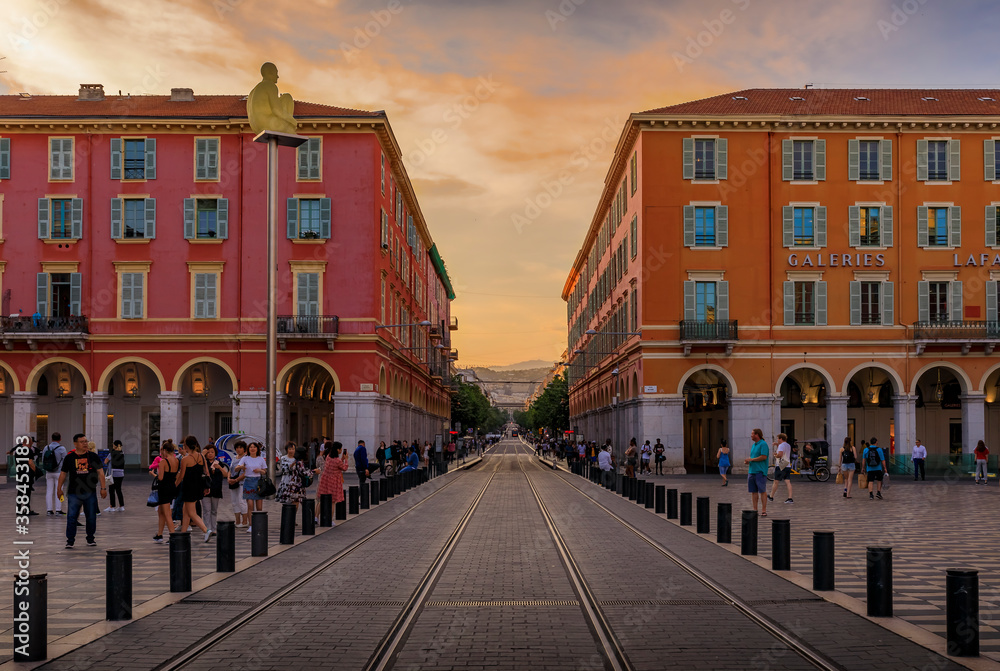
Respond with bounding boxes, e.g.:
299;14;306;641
276;315;339;350
1;315;89;351
912;320;1000;354
680;319;738;341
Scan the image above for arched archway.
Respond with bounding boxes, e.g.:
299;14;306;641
281;361;338;447
681;367;732;472
775;365;835;447
913;363;967;464
845;365;900;457
174;359;236;442
28;359;91;443
101;359;166;463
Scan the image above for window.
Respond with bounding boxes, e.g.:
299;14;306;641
783;280;827;326
49;138;73;181
849;139;892;181
37;198;82;240
849;205;892;248
859;141;880;180
928;208;947;245
296;273;320;317
380;277;386;324
782;139;826;181
0;137;9;180
694;140;715;179
695;282;716;322
918;206;959;247
918;280;961;323
297;138;321;180
694;207;715;246
860;207;879;246
110;138;156;180
794;208;814;245
630;216;638;258
630;287;638;333
918;139;959;181
860;282;880;324
195;138;219;180
986;140;1000;181
111;198;156;239
927;141;948;181
183;198;229;240
794;282;814;324
850;281;893;326
120;273;144;319
630;151;637;195
682;138;727;180
782;205;826;248
793;141;813;180
684;205;728;247
988;206;1000;247
381;154;386;194
36;272;81;318
929;282;948;322
193;273;217;319
381;209;389;249
286;197;331;239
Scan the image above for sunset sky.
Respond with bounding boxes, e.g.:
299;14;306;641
2;0;997;366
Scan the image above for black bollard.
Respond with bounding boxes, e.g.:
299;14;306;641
772;519;791;570
866;546;893;617
422;467;429;483
696;496;710;533
717;503;732;544
655;485;665;514
251;511;268;557
12;574;46;662
946;570;979;657
319;494;333;527
620;476;629;498
360;483;369;509
106;549;132;621
812;531;835;590
636;480;646;505
348;486;359;515
679;492;692;526
335;496;347;520
169;532;192;592
380;477;389;501
741;510;758;555
280;504;296;545
217;521;236;572
301;500;315;536
370;480;379;506
394;475;402;495
645;482;655;509
667;488;678;519
384;477;394;499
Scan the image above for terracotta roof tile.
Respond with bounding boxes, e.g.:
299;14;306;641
643;88;1000;116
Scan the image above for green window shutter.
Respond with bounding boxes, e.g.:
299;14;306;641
144;138;156;179
61;138;73;179
110;138;121;179
782;206;794;246
882;206;893;248
111;198;122;239
815;206;827;247
881;281;893;326
782;139;794;181
296;274;308;315
630;216;638;258
848;206;861;246
320;197;332;239
71;198;83;239
308;273;320;315
985;140;997;181
917;281;930;323
682;138;694;180
309;138;321;179
37;198;49;239
0;137;9;179
880;139;893;181
988;282;998;323
195;139;208;180
814;139;826;181
36;274;48;317
297;143;309;179
143;198;156;239
916;139;928;181
49;139;59;180
815;281;827;326
783;281;794;325
217;198;229;239
194;273;206;319
287;198;298;239
121;273;133;319
988;206;998;247
715;138;727;180
132;274;144;319
183;198;195;239
917;206;929;246
847;139;860;181
849;281;861;326
683;281;696;321
69;273;81;316
683;206;695;246
717;281;729;321
205;274;217;318
716;206;728;247
207;138;219;179
950;281;963;322
949;139;961;181
949;206;961;247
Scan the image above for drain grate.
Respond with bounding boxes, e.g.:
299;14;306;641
281;600;406;607
426;600;579;607
747;597;824;606
181;599;259;607
600;599;728;607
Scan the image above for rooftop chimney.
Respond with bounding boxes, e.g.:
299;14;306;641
78;84;105;101
169;88;195;102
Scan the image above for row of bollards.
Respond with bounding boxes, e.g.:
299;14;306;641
574;465;981;659
14;466;443;663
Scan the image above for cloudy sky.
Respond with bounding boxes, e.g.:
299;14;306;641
2;0;997;366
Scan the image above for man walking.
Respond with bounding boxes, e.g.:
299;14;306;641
911;439;927;481
354;440;371;487
654;439;665;475
56;433;107;548
864;437;887;500
42;433;68;515
598;443;614;487
744;429;769;517
767;433;794;504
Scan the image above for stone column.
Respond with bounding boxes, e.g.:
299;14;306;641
333;392;379;459
233;391;267;439
275;392;287;452
638;396;684;474
158;392;184;445
84;392;110;450
728;395;781;474
12;392;38;442
961;393;986;457
893;394;917;460
825;395;849;469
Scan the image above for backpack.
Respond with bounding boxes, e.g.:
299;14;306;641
42;447;59;473
866;447;882;469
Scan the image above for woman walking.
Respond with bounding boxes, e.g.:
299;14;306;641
203;445;228;534
153;441;179;543
228;441;249;528
624;439;638;478
717;439;731;486
839;437;858;498
175;435;212;543
240;442;268;532
277;447;316;511
316;441;349;524
974;440;989;484
277;442;297;495
104;440;126;511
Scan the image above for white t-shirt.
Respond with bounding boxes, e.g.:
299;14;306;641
578;444;585;456
776;442;791;468
239;455;267;478
641;444;652;459
598;450;613;471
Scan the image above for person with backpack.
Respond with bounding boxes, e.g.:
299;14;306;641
864;437;887;500
42;432;67;516
654;439;666;475
103;440;126;512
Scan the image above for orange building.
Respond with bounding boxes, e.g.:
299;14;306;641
563;88;1000;473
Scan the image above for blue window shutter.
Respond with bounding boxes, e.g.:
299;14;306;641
71;198;83;239
880;139;892;181
847;139;860;181
69;273;81;316
814;140;826;181
917;281;930;323
111;198;122;239
183;198;195;239
716;206;728;247
782;206;794;247
287;198;298;239
144;138;156;179
110;138;121;180
683;281;696;321
217;198;229;239
144;198;156;239
815;206;827;247
717;281;729;321
783;281;794;325
0;137;11;179
882;206;893;248
38;198;49;239
849;281;861;325
36;274;48;316
988;281;998;324
916;139;928;181
815;281;827;326
848;206;861;246
682;138;694;180
949;206;961;248
987;206;998;247
320;197;332;239
881;281;893;326
782;139;793;181
949;139;961;181
683;206;695;246
917;206;929;247
716;138;727;180
950;281;963;321
985;140;997;181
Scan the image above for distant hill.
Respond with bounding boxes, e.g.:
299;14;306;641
486;360;554;371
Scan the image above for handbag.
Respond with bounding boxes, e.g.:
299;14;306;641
882;472;891;490
146;488;159;507
835;471;844;485
258;474;276;498
858;472;868;489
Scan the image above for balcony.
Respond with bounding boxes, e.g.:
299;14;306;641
1;315;89;351
679;319;738;356
449;316;459;331
428;325;442;340
912;320;1000;355
276;315;339;350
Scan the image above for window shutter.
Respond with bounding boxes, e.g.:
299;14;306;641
144;198;156;239
814;139;826;181
950;281;963;322
917;281;930;323
37;198;49;239
286;198;298;239
320;197;332;239
881;281;893;326
683;206;695;246
49;139;58;180
121;274;133;319
144;138;156;179
133;274;144;318
717;281;729;321
715;138;727;180
110;138;121;180
630;216;638;258
949;139;961;181
848;206;861;246
309;274;319;315
849;281;862;326
206;274;217;318
71;198;83;239
815;206;827;247
297;274;308;316
0;137;9;179
916;139;928;181
206;138;218;179
183;198;196;239
195;139;208;180
36;274;48;317
683;281;696;321
880;139;893;181
111;198;122;239
61;138;73;179
782;139;794;181
782;206;794;246
309;138;321;179
847;139;860;181
716;206;728;247
985;140;997;181
882;206;893;248
917;206;929;247
194;274;206;319
298;143;309;179
949;206;961;247
988;206;998;247
815;281;827;326
217;198;229;239
988;281;998;324
783;281;794;325
682;138;694;180
69;272;81;316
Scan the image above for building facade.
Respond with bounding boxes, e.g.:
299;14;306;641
0;85;457;466
563;88;1000;473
